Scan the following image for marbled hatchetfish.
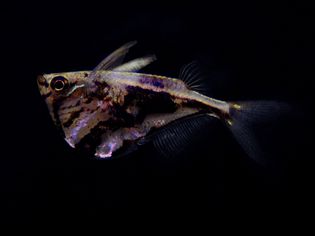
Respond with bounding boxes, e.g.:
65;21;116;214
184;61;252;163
37;41;283;162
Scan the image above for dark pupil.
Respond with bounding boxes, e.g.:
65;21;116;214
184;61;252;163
54;80;64;90
51;76;68;91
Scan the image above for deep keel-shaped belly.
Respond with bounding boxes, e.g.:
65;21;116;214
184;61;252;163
94;107;201;158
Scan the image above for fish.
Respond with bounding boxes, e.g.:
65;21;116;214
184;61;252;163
37;41;284;163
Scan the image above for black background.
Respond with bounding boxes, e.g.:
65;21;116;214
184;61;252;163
1;1;314;219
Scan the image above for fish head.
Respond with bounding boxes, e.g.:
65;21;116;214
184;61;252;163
37;71;88;97
37;71;89;125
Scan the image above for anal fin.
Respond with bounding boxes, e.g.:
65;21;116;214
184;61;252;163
146;114;218;159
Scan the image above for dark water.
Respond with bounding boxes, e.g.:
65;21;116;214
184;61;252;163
1;1;314;219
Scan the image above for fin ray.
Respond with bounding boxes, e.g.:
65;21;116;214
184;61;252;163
179;61;210;95
149;114;216;158
112;55;156;72
227;100;290;165
88;41;137;80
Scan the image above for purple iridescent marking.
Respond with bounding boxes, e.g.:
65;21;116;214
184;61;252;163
65;110;99;146
139;77;164;88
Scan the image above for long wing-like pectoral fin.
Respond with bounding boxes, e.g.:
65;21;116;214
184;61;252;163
88;41;137;80
112;55;157;72
95;127;146;158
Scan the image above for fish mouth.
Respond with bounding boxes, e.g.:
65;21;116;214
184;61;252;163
37;75;51;98
37;74;48;87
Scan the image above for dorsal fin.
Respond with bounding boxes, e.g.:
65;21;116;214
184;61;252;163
88;41;137;80
179;61;210;95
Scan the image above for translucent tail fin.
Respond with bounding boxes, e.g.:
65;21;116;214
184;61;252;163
226;101;289;165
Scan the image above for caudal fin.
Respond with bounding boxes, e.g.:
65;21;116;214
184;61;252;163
226;101;289;165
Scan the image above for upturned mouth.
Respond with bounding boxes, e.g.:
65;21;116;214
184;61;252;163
37;75;48;87
37;75;51;99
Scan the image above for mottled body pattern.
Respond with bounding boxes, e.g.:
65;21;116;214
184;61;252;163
38;42;279;161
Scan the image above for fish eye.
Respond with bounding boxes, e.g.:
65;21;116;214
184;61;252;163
50;76;69;91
